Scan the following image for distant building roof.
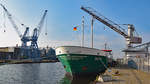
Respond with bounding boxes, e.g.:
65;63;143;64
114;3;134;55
0;47;15;52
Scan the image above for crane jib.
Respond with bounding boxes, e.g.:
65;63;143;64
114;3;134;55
0;4;22;38
81;6;128;38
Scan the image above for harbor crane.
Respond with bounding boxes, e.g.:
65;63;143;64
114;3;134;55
30;10;47;59
81;6;142;48
0;3;30;48
30;10;48;49
0;4;48;59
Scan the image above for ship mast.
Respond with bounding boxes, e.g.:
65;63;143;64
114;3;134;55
82;16;84;47
91;17;94;48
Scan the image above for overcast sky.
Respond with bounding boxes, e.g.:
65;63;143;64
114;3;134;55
0;0;150;58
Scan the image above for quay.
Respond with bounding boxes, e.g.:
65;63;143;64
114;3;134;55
0;59;58;64
95;65;150;84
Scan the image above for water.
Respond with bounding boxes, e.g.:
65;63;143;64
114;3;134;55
0;63;96;84
0;63;66;84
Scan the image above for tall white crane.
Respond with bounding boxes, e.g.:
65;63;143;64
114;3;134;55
81;6;142;48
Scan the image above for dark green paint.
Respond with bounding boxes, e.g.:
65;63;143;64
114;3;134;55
57;54;108;76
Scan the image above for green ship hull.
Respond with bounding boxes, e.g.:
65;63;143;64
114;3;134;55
56;46;108;77
57;54;107;76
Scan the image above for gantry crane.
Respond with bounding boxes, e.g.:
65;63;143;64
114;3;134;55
0;4;48;60
81;6;142;48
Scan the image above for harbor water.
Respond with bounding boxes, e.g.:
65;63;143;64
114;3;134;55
0;62;95;84
0;63;66;84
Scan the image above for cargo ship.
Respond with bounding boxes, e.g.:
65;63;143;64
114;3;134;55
56;46;108;77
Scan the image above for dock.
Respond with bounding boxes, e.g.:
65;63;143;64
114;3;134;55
0;59;58;64
95;65;150;84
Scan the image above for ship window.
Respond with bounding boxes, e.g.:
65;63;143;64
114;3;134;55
97;53;99;55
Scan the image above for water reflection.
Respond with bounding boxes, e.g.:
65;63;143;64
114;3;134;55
59;74;96;84
20;64;40;84
59;75;72;84
0;63;97;84
0;63;65;84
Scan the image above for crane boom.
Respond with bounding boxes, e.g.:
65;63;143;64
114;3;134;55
0;4;22;37
81;6;128;38
36;10;48;37
30;10;48;49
